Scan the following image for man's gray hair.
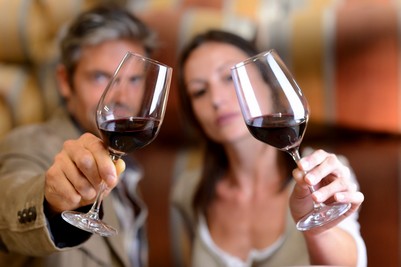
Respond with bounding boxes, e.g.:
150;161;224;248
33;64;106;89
59;5;157;79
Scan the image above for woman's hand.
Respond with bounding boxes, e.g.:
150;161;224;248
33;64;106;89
289;149;364;232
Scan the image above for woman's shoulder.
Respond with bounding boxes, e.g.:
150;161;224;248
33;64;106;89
171;147;203;215
171;147;203;199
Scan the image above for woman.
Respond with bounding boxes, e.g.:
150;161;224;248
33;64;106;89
171;30;366;267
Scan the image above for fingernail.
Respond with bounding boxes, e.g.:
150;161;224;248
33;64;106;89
313;191;322;202
300;160;310;171
336;193;345;201
305;173;315;185
293;169;302;179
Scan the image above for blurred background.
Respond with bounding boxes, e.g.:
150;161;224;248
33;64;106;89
0;0;400;266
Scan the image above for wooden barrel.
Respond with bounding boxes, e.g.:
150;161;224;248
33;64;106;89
0;0;50;63
33;59;61;118
40;0;108;36
0;64;45;133
0;96;13;138
335;2;401;133
290;0;336;124
0;0;117;63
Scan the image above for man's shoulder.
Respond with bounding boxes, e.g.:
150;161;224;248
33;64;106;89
0;109;77;153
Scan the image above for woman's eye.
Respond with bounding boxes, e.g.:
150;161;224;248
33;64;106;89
190;88;206;98
223;74;233;83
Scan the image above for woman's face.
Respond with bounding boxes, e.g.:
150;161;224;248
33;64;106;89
183;41;251;144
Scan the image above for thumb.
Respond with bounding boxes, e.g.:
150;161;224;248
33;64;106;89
115;158;126;177
102;159;126;197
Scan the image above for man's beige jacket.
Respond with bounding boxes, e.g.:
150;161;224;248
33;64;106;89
0;109;131;267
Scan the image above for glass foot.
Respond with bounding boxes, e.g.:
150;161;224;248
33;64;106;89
62;211;117;237
296;202;351;231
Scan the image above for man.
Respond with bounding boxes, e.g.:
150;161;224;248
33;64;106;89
0;5;157;267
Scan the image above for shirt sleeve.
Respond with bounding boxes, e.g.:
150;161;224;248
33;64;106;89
44;201;93;248
336;167;367;267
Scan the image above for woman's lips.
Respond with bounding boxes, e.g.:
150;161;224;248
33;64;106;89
216;112;240;126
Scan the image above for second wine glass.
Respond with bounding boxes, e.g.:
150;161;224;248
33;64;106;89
61;51;172;236
231;49;351;231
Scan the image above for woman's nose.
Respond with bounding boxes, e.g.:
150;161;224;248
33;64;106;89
210;84;225;109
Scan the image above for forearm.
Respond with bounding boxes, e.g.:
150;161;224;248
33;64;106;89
304;227;358;266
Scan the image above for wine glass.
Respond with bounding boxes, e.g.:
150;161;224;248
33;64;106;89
62;51;172;236
231;49;351;231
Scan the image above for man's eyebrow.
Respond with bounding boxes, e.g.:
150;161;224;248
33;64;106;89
86;70;111;76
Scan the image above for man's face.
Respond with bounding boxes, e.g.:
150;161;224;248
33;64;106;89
58;40;147;135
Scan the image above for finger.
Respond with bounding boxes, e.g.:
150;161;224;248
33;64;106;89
304;153;350;186
46;162;87;213
58;150;98;199
80;134;118;188
297;149;328;172
63;137;103;190
297;150;331;186
65;134;116;189
102;159;126;196
292;168;310;190
334;190;364;205
313;178;356;203
115;159;126;177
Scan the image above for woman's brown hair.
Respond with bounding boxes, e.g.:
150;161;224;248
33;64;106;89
176;29;295;217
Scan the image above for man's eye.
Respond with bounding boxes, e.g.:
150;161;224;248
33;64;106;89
93;72;110;84
129;75;144;84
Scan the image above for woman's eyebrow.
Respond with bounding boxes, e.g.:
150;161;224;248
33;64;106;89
217;61;240;73
186;79;206;87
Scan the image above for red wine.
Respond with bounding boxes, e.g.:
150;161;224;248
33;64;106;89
246;114;306;151
99;117;160;155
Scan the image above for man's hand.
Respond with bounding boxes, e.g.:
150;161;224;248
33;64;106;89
44;133;125;214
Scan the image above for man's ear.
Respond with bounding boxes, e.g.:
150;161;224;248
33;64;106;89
56;64;72;99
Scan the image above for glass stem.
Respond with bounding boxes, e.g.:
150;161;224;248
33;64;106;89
288;148;324;210
87;153;121;220
87;183;106;220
